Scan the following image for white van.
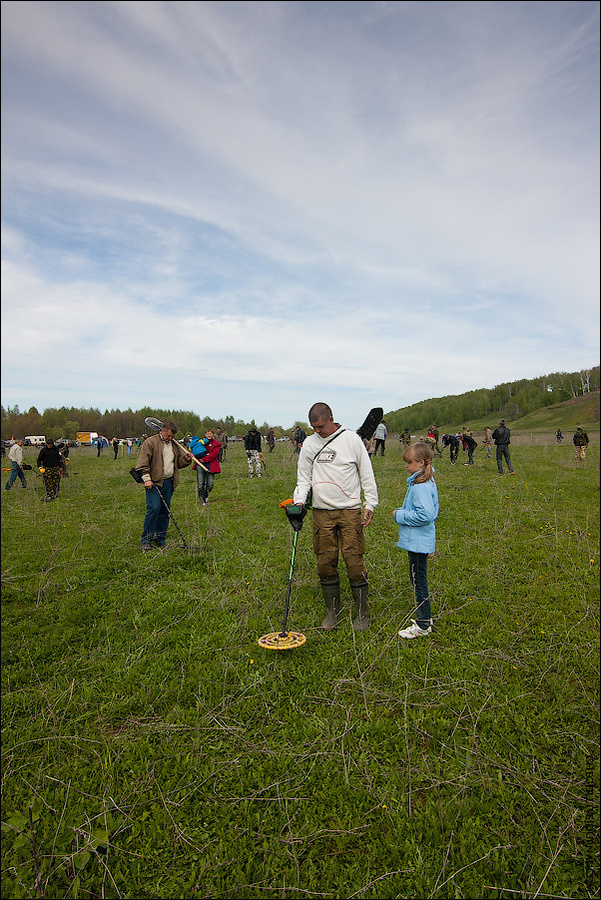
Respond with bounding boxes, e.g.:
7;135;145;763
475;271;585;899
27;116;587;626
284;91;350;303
24;436;46;446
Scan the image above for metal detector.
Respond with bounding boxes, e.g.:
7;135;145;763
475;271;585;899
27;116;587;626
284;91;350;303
144;416;209;472
258;503;307;650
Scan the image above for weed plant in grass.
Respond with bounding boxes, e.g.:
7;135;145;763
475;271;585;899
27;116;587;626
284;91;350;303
2;440;599;899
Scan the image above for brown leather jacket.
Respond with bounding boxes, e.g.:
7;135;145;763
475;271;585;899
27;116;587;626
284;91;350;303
135;434;191;488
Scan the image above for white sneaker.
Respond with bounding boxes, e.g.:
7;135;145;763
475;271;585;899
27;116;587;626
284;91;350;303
398;620;432;639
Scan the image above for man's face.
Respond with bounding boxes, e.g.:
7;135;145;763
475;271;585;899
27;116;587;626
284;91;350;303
310;416;337;438
161;429;175;442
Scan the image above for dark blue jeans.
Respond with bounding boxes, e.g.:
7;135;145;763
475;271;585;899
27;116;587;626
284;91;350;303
196;467;215;502
407;551;431;630
496;445;514;474
5;461;27;489
141;478;174;545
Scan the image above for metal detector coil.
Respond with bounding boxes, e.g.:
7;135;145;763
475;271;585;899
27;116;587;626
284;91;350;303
257;631;306;650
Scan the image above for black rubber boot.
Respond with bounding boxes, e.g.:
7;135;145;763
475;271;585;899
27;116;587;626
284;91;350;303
350;579;370;631
320;576;341;630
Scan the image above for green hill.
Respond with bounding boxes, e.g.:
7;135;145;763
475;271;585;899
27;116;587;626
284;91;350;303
385;368;600;435
436;390;600;435
498;391;599;433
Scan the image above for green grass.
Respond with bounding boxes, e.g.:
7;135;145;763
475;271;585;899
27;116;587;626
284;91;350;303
2;440;599;899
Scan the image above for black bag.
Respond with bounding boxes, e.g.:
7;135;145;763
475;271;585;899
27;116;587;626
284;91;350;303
22;464;33;470
130;467;144;483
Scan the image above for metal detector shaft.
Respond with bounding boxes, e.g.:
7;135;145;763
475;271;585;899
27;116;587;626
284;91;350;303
280;529;299;636
155;485;193;550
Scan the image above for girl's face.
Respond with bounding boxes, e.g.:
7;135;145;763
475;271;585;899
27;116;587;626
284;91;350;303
404;455;423;475
205;430;214;439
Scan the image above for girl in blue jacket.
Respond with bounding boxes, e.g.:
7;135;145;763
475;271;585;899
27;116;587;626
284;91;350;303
394;443;439;639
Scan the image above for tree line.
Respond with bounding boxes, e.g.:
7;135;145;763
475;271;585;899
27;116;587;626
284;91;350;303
0;405;302;443
385;367;599;435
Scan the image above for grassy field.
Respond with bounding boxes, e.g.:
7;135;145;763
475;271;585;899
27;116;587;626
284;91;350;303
1;437;599;899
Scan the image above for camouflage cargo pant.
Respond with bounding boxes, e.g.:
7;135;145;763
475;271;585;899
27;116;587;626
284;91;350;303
247;450;261;476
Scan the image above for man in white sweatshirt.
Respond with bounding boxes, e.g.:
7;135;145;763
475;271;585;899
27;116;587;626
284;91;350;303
293;402;378;631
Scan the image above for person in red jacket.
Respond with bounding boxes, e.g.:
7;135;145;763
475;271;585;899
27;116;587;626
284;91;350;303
194;428;222;505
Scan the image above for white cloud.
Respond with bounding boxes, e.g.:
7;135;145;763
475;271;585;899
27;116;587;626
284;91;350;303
1;1;599;426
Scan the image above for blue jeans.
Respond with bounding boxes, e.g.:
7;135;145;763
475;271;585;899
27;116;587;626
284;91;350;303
196;467;215;502
496;446;514;474
5;461;27;489
141;478;174;545
407;551;431;630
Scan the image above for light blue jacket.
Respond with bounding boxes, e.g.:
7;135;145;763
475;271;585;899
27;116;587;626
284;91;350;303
394;471;439;554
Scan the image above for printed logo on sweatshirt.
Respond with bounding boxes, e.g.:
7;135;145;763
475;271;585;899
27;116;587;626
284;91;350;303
317;450;337;463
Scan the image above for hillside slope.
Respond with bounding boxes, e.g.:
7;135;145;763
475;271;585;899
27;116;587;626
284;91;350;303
389;390;599;435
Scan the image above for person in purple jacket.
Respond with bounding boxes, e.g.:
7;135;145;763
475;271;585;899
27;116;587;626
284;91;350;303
394;442;439;639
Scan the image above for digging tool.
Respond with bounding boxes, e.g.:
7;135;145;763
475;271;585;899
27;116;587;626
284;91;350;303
258;502;307;650
356;407;384;441
144;417;209;472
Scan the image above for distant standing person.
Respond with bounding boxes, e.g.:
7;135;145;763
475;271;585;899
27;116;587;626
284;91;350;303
373;420;388;456
492;419;515;475
4;439;27;491
293;402;378;632
572;426;589;461
135;420;193;549
244;427;262;478
112;437;119;460
394;442;439;639
215;427;227;462
267;428;276;452
555;429;563;444
293;425;306;454
484;425;493;459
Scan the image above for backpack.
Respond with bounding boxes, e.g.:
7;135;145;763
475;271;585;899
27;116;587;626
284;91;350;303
190;435;209;459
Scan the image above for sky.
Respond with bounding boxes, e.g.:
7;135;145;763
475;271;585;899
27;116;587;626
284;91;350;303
1;1;599;430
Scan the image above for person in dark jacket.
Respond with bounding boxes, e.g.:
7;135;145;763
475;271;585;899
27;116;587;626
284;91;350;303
441;433;460;465
572;426;589;461
244;427;262;478
462;431;478;465
492;419;515;475
37;438;66;500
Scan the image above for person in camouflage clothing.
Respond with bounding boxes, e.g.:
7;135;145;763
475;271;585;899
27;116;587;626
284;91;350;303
572;426;589;461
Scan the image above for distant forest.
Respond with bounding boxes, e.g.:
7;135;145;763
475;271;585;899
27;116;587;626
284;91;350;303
0;405;291;443
385;366;599;434
1;366;599;441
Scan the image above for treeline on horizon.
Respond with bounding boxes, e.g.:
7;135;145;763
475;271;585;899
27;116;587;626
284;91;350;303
385;366;599;434
1;366;599;442
0;405;296;443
